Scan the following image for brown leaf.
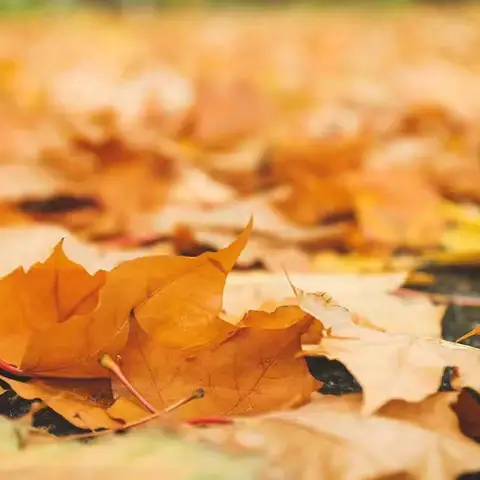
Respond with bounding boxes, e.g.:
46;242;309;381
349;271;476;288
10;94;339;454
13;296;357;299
127;218;252;349
4;222;249;378
113;306;319;419
106;397;150;424
451;388;480;440
2;377;120;431
0;241;106;367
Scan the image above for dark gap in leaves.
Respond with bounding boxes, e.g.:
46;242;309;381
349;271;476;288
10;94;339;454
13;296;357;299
442;305;480;347
319;211;356;226
18;195;100;214
233;261;264;271
0;389;90;437
401;262;480;348
439;366;455;391
0;370;31;383
175;243;217;258
306;357;362;394
136;236;165;248
33;407;88;437
392;246;423;256
452;388;480;443
307;356;455;395
0;390;33;419
458;473;480;480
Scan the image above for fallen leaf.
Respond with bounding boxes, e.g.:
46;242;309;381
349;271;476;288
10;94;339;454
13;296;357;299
211;392;480;480
124;218;252;350
134;196;350;247
2;377;119;431
223;272;444;336
113;305;319;419
451;388;480;440
297;286;480;413
106;397;150;424
307;391;466;440
0;164;62;202
16;221;251;377
0;241;106;367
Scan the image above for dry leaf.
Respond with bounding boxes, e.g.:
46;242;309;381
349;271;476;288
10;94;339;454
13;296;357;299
223;272;444;336
122;218;252;350
17;221;252;377
2;377;119;431
308;391;467;440
451;388;480;440
0;242;106;367
113;305;319;419
135;196;350;247
296;286;480;413
196;393;480;480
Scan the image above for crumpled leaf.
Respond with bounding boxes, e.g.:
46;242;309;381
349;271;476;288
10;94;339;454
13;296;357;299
196;393;480;480
296;286;480;413
113;305;319;419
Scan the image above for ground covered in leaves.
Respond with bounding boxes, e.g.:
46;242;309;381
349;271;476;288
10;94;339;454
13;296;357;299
0;5;480;480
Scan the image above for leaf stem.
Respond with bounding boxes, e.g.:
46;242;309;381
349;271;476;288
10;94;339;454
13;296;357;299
456;326;480;343
62;389;209;441
0;359;29;377
164;388;205;413
99;353;157;414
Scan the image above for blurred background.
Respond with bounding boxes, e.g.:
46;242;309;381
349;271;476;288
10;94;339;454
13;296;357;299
1;0;480;276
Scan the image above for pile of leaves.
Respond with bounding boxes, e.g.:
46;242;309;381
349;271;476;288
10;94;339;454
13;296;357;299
1;6;480;479
2;8;480;272
0;223;478;478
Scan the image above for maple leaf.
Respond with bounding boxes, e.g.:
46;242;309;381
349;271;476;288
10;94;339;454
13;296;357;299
223;272;444;337
112;305;320;419
0;241;107;369
194;393;480;480
295;286;480;413
1;377;120;431
20;220;251;378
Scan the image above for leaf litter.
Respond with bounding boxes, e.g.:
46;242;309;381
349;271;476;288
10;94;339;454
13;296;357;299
0;6;480;480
